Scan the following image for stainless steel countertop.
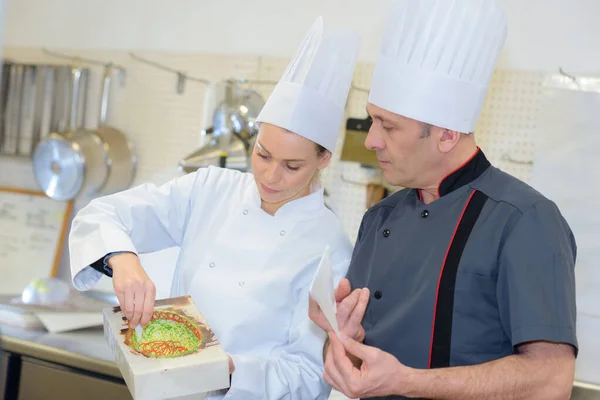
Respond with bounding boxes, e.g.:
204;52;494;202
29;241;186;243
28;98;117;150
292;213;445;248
1;324;599;398
573;381;600;400
0;325;122;379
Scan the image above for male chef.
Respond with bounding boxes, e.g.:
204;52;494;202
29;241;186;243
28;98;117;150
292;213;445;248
309;0;578;399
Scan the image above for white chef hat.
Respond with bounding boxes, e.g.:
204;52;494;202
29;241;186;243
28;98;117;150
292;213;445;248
256;17;360;152
369;0;507;134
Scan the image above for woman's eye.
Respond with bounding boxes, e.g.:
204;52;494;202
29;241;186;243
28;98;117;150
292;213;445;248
257;152;270;160
382;125;393;132
286;165;300;171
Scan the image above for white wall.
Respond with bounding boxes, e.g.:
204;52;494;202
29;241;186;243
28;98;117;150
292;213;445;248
4;0;600;74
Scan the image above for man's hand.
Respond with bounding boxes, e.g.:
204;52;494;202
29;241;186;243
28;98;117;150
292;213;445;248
326;334;576;400
110;253;156;328
309;278;370;343
324;332;413;399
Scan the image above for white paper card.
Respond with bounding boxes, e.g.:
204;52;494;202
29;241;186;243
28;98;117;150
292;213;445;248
36;311;103;333
309;245;339;335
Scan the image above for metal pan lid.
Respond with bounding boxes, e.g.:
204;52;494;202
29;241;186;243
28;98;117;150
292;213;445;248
33;134;85;201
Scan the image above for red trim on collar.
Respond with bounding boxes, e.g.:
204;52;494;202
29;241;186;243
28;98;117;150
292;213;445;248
436;147;481;198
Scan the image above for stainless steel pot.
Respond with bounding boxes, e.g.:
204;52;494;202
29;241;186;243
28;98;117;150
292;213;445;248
47;65;88;135
33;67;109;201
50;65;73;134
209;80;263;142
178;134;250;173
0;62;84;157
94;63;137;195
227;83;264;140
0;61;12;153
19;64;67;157
17;64;40;156
178;82;264;172
31;65;56;148
2;63;24;155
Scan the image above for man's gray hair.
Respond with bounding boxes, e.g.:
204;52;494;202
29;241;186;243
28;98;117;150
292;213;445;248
420;123;432;138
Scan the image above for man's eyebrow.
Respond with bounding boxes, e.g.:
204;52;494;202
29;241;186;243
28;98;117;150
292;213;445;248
368;110;393;125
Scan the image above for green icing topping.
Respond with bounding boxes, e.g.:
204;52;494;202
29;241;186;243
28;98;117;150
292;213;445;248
131;319;200;358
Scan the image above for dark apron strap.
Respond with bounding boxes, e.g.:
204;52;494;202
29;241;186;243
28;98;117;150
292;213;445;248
428;190;489;369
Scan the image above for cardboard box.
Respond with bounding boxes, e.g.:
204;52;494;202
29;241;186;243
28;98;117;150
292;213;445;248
103;295;230;399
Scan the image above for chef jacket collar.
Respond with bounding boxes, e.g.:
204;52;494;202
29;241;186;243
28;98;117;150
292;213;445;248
418;147;491;201
244;178;325;219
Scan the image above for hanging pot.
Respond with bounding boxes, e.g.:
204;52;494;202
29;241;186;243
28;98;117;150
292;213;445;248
0;62;13;153
178;82;264;172
50;66;74;134
178;134;250;173
16;64;40;156
211;80;264;142
31;64;56;150
2;63;24;155
93;63;137;195
33;67;109;201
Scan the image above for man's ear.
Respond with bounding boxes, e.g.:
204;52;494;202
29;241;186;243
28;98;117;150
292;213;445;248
438;129;461;154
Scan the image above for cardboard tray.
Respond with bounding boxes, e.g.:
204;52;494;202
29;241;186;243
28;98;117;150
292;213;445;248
103;295;230;399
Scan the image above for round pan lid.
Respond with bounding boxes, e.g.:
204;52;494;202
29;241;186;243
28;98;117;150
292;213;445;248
33;134;85;201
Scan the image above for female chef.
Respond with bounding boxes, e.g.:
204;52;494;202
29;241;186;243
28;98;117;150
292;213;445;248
68;17;359;400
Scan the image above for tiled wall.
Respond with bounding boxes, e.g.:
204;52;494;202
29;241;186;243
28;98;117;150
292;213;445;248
0;47;545;286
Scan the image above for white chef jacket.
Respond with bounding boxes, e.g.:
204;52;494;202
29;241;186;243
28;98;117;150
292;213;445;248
69;166;353;400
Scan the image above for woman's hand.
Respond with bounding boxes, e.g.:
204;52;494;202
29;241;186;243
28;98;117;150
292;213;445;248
228;355;235;374
109;253;156;328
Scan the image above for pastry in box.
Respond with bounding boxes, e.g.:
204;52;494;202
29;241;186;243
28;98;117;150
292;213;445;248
103;295;230;399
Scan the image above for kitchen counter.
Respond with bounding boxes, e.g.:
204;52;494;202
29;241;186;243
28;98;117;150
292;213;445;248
0;324;132;400
0;325;120;379
1;324;599;399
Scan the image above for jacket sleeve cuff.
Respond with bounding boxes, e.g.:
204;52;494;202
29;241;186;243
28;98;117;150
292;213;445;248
225;354;265;399
70;229;138;291
89;251;135;278
90;256;111;277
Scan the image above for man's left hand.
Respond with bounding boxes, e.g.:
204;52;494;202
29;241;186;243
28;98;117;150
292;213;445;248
324;332;414;399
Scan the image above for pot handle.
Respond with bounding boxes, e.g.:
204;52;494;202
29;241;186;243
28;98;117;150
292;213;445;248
99;63;112;126
68;67;83;132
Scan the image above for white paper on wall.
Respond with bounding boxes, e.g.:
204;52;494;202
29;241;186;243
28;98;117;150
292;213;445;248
529;78;600;384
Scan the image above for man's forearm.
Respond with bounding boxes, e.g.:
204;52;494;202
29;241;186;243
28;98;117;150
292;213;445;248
401;349;574;400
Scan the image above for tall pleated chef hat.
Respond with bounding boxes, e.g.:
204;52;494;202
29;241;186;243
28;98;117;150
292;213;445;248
369;0;508;134
256;17;360;152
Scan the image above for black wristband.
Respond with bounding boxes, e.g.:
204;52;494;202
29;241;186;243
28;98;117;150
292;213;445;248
90;256;113;278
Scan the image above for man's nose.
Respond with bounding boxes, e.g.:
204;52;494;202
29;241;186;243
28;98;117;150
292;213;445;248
365;125;383;151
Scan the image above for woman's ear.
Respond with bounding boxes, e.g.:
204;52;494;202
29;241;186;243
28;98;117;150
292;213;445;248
318;150;332;170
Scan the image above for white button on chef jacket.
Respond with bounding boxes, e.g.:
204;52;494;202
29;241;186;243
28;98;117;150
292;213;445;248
69;166;353;400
